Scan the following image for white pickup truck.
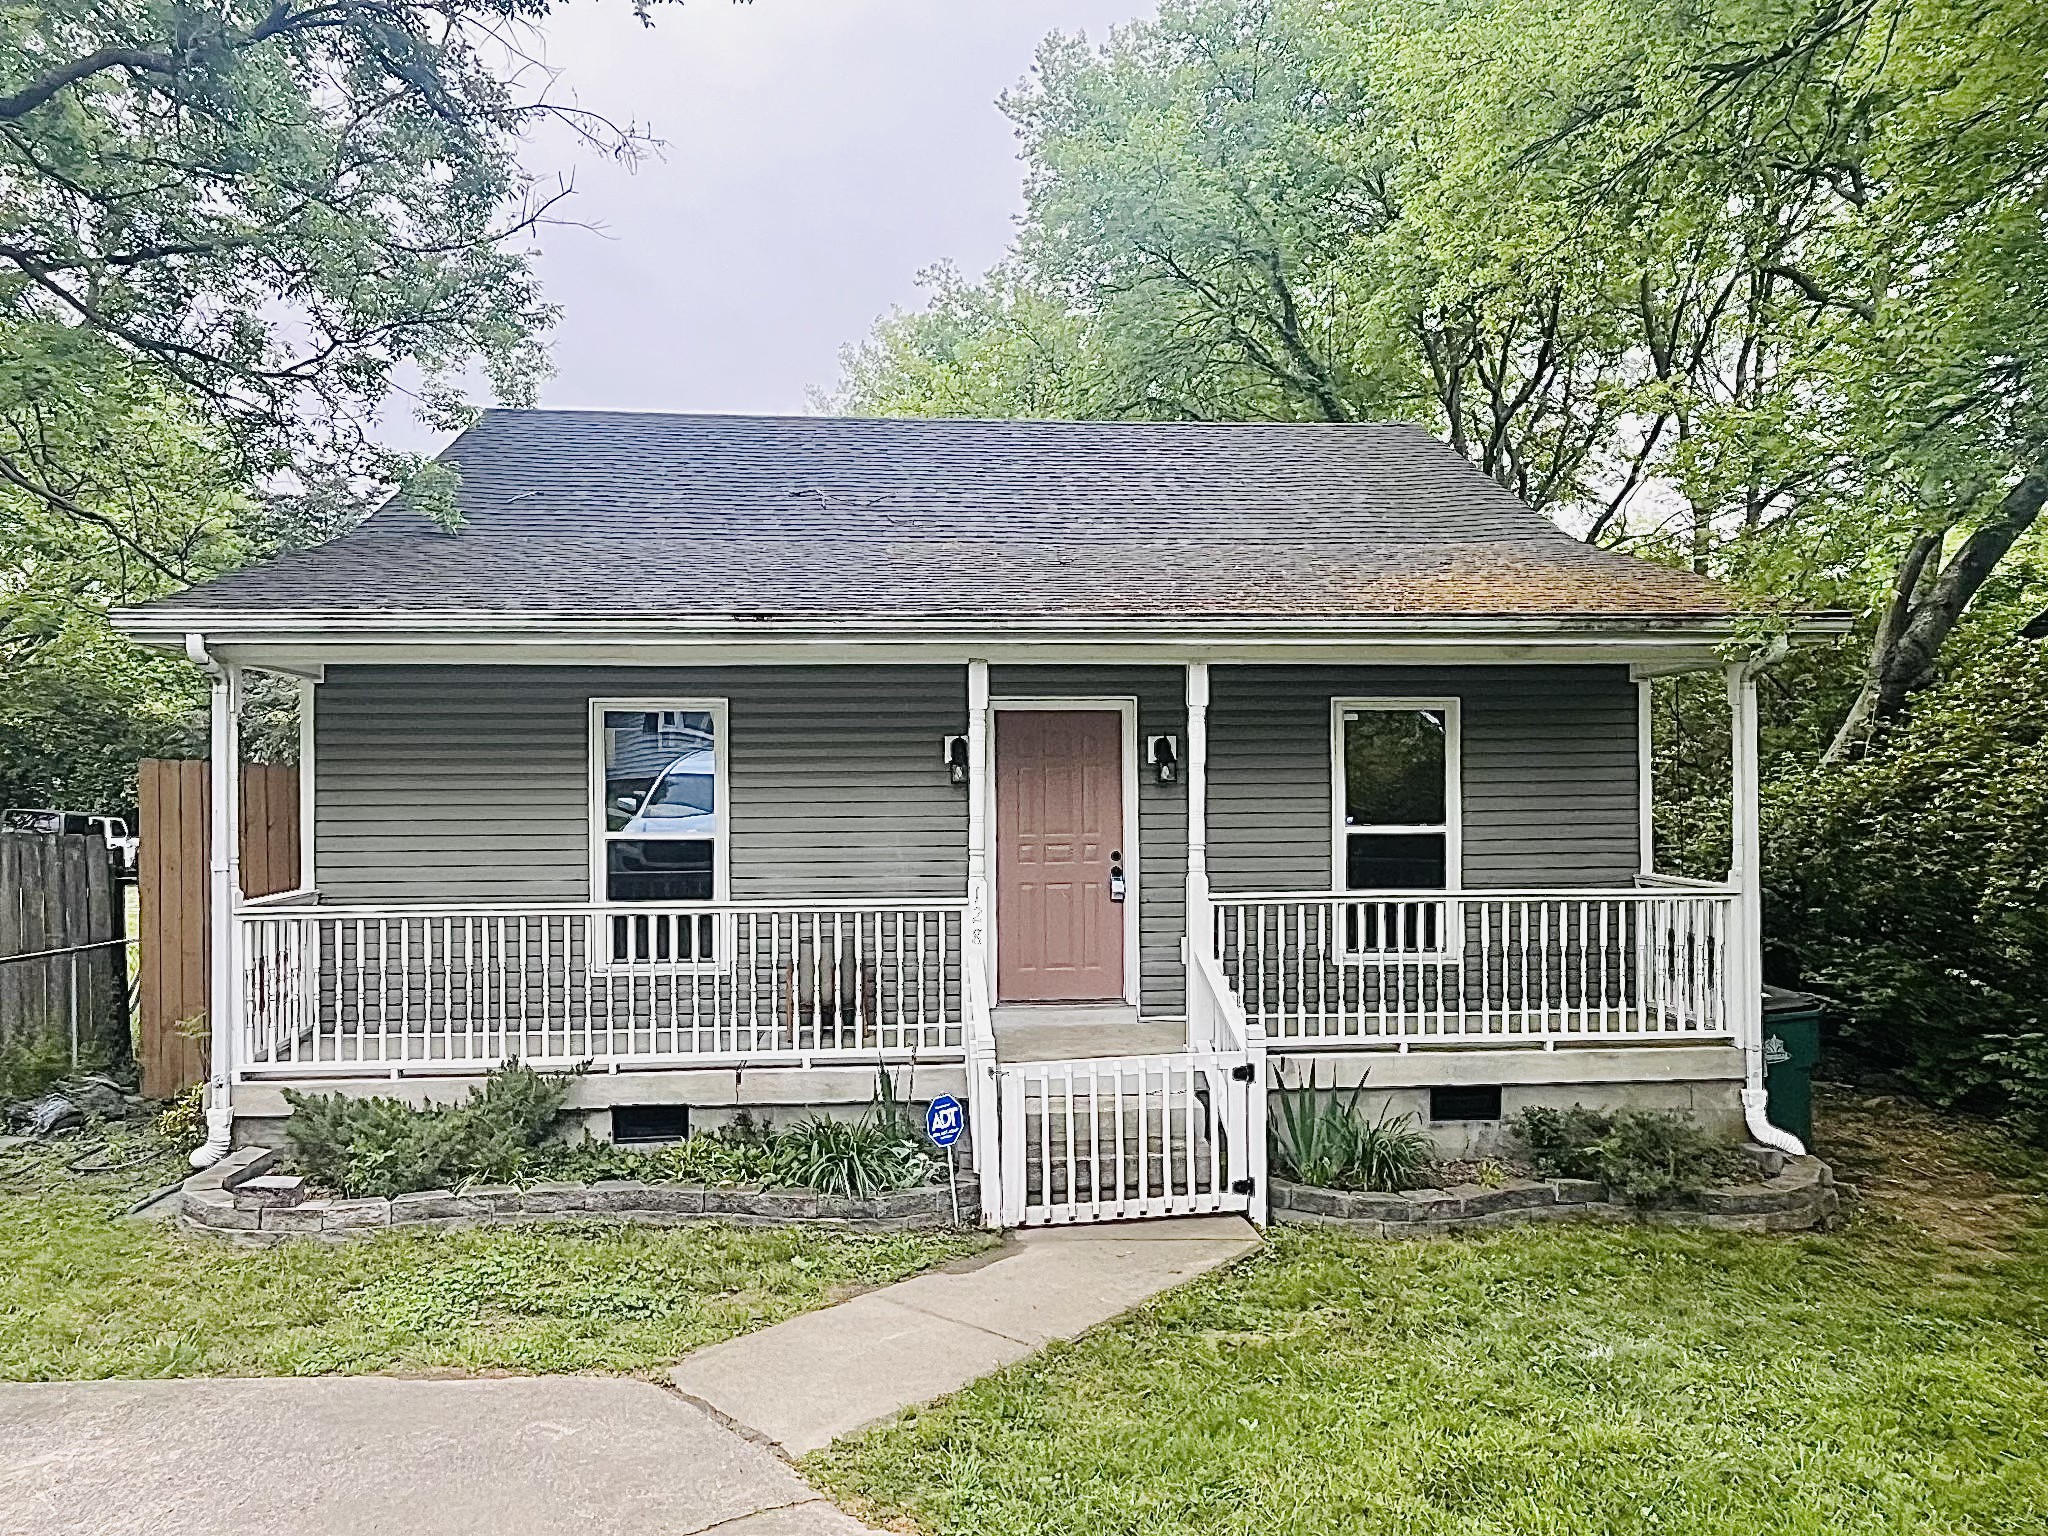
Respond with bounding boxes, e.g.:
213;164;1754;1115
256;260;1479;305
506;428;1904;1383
1;808;139;878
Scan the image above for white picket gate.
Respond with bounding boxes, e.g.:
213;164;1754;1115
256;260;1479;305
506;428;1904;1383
994;1051;1256;1227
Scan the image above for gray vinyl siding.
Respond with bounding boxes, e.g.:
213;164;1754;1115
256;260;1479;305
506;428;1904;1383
1207;665;1639;893
990;666;1189;1018
313;661;1640;1018
315;666;968;904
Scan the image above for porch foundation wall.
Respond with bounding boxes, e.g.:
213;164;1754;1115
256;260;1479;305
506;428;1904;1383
1269;1045;1746;1156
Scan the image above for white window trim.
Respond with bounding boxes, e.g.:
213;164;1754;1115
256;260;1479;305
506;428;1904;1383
981;696;1143;1009
1330;696;1462;959
588;698;731;957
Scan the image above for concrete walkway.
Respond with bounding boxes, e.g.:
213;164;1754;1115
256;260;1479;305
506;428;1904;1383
0;1377;879;1536
0;1215;1257;1534
671;1215;1259;1454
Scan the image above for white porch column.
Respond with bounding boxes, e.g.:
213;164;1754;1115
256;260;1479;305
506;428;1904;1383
297;675;317;891
965;659;992;992
194;658;243;1166
1184;661;1211;954
1728;661;1803;1154
1636;674;1655;876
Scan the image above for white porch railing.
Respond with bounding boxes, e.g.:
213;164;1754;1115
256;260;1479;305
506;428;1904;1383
1212;888;1737;1048
995;1052;1253;1226
961;951;1001;1223
236;901;967;1075
1188;942;1268;1222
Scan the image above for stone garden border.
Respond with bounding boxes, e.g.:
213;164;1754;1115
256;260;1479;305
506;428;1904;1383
1272;1150;1840;1236
181;1146;981;1245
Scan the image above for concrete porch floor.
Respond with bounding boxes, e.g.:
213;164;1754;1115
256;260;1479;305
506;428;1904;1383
991;1002;1187;1063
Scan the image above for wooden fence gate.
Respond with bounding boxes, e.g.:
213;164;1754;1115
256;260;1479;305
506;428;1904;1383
136;760;300;1098
0;834;130;1070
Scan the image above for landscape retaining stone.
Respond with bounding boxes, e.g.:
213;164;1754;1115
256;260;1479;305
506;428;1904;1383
232;1175;307;1210
181;1164;982;1245
1271;1153;1838;1235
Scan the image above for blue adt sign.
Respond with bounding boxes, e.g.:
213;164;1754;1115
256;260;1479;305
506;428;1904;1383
925;1094;965;1148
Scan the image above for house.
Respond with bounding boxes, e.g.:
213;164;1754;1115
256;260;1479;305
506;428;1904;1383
113;411;1843;1227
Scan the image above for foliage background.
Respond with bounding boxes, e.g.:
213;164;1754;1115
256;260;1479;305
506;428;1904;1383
829;0;2048;1131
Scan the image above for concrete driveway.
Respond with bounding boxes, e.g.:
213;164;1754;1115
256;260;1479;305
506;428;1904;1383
0;1377;879;1536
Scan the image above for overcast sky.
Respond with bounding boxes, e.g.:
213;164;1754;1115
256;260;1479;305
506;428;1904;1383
386;1;1147;452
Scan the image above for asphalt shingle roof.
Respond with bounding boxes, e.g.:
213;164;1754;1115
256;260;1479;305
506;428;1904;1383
140;411;1739;622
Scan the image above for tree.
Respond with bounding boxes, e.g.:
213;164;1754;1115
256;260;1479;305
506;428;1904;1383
0;0;712;811
835;0;2048;738
0;0;664;540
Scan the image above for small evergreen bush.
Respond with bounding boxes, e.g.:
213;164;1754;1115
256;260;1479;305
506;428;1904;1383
283;1060;576;1199
1510;1105;1746;1205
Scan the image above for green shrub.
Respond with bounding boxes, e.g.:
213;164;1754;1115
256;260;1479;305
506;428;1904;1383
1270;1070;1434;1192
517;1130;783;1188
285;1062;944;1199
283;1060;576;1199
1510;1105;1746;1206
1750;645;2048;1140
152;1084;207;1152
773;1113;939;1197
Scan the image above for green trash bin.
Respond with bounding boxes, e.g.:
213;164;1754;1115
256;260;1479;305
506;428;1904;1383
1760;985;1823;1149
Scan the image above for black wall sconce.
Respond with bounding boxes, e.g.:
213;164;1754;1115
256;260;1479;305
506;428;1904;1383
1147;734;1180;785
943;735;969;785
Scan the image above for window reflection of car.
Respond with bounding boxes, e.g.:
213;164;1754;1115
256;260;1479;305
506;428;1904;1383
611;750;716;839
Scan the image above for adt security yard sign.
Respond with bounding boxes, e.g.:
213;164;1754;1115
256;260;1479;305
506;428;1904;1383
925;1094;965;1148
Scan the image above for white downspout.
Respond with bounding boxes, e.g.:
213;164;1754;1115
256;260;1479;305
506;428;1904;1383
186;633;241;1169
1728;645;1804;1157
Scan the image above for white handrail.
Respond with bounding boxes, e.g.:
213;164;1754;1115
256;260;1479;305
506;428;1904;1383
1216;884;1735;902
236;898;970;919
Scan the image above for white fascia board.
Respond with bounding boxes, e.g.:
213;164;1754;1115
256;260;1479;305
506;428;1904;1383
112;610;1851;669
152;636;1745;673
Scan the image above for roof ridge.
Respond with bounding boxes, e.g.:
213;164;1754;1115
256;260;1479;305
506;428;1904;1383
472;407;1443;433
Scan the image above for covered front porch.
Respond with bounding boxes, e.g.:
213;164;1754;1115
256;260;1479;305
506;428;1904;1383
182;635;1783;1223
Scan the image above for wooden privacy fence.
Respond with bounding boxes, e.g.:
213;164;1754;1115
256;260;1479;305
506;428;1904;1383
0;833;130;1071
137;760;300;1098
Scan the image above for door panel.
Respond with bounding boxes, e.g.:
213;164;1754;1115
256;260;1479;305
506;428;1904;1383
996;710;1125;1002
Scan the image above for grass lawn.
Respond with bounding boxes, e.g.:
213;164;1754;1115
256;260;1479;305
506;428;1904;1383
0;1130;989;1380
810;1090;2048;1536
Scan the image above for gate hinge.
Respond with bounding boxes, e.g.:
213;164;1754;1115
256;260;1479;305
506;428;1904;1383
1230;1063;1255;1082
1230;1177;1256;1195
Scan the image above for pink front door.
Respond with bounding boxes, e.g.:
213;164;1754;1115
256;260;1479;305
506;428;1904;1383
995;710;1126;1002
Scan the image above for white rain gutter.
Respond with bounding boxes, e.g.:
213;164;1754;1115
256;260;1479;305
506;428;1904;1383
1731;637;1806;1158
184;633;237;1169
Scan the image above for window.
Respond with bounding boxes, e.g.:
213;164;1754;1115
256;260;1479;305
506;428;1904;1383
1333;699;1459;951
592;701;726;962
